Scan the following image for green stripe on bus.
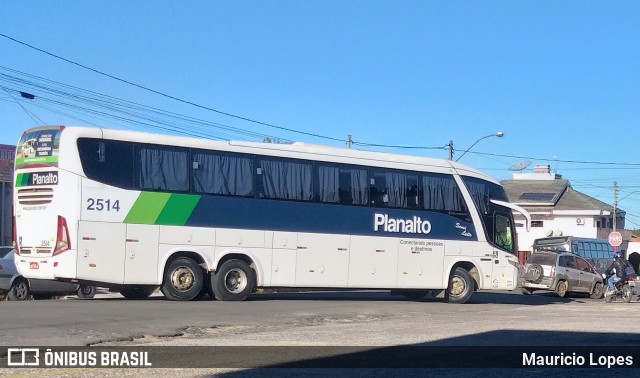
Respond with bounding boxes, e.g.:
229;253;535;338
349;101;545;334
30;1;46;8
17;173;30;187
156;194;201;225
124;192;171;224
15;173;26;187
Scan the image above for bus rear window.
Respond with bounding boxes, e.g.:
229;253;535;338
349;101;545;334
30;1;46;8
78;138;134;189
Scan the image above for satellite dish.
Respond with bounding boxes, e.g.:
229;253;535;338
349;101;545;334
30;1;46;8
508;160;532;172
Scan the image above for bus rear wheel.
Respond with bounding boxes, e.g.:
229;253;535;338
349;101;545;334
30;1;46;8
446;267;473;304
161;257;203;301
210;259;255;301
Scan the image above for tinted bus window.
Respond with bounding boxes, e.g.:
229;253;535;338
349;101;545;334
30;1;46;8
258;158;313;201
316;164;368;205
193;150;253;197
136;144;189;192
423;173;467;213
77;138;134;189
462;176;508;215
369;169;418;209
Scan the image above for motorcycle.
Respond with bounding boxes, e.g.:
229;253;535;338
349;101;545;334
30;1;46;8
603;274;635;303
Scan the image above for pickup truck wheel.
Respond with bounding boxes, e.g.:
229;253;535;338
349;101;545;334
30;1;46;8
555;280;568;298
590;282;603;299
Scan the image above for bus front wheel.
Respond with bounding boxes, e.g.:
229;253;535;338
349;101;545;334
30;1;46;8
210;259;256;301
446;267;473;304
161;257;204;301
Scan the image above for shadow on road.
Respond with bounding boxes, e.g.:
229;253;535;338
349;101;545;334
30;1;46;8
147;329;640;377
78;288;636;306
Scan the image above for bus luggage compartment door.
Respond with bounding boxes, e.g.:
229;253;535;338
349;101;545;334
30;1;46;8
77;221;126;284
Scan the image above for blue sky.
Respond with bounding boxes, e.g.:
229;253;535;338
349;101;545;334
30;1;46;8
2;2;640;227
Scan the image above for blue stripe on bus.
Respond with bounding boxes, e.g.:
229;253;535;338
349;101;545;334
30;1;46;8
185;195;478;241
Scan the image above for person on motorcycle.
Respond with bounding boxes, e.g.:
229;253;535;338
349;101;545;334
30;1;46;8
603;251;628;294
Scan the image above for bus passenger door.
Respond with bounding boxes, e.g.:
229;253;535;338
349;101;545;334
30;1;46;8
77;221;126;284
124;224;159;284
491;250;518;290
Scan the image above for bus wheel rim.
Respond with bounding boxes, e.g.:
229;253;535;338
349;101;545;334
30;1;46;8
224;269;247;294
171;267;195;292
450;276;466;296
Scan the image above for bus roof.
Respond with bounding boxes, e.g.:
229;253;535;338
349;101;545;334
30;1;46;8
28;125;500;184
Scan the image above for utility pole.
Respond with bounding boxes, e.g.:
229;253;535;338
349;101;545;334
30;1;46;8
613;181;618;232
347;134;352;149
448;140;453;160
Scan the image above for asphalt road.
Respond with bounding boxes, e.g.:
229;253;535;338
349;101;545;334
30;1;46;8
1;289;639;346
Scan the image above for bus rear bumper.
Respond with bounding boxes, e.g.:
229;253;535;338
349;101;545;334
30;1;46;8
14;251;76;281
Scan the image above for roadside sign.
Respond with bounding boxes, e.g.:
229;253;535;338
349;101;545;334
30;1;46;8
0;144;15;182
609;231;623;247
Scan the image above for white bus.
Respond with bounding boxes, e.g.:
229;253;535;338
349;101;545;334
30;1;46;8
13;125;530;303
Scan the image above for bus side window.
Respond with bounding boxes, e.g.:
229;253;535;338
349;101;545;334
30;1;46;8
193;150;253;197
77;138;134;189
135;144;189;192
258;158;313;201
369;172;388;207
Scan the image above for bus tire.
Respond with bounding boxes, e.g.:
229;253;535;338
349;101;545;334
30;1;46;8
211;259;255;301
120;285;157;300
446;267;473;304
8;278;29;301
161;257;204;301
77;285;96;299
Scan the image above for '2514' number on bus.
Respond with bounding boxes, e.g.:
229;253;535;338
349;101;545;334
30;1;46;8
86;198;120;212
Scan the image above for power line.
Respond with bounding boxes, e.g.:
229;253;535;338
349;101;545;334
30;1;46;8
2;88;44;125
0;64;449;150
0;33;348;143
461;149;640;166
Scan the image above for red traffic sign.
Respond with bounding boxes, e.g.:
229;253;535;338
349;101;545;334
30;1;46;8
609;231;623;247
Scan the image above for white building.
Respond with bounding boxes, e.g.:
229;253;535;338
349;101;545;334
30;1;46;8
500;165;628;265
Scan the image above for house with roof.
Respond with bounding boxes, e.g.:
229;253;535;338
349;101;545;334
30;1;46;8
500;165;629;265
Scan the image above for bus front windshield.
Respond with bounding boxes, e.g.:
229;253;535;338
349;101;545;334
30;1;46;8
462;176;516;254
